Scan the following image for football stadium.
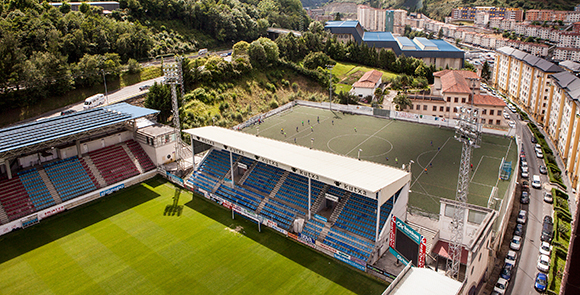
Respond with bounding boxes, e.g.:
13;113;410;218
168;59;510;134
0;100;517;294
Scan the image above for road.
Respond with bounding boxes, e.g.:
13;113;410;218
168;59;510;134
505;113;553;295
56;77;165;116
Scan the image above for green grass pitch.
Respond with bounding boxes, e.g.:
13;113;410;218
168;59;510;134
245;105;517;214
0;177;387;295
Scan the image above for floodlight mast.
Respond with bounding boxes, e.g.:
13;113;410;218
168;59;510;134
446;78;481;280
163;58;184;169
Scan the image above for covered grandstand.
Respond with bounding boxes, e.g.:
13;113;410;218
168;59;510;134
183;126;412;267
0;103;162;233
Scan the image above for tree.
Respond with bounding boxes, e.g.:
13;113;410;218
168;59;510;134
303;51;333;70
127;59;141;74
438;28;443;39
464;61;476;72
144;82;172;123
59;1;71;13
393;93;412;111
334;12;341;21
481;61;491;82
374;87;384;103
233;41;250;58
248;41;267;68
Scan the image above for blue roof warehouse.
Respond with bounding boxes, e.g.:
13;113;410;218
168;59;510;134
325;21;465;69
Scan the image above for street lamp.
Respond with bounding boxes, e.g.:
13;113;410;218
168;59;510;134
311;138;314;149
102;69;108;105
327;65;334;112
358;149;362;160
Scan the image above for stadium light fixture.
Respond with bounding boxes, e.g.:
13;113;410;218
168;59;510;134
358;149;362;160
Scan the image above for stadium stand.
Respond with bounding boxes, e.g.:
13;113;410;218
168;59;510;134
43;157;97;202
302;219;325;240
18;169;56;211
197;149;234;179
89;144;140;186
186;171;219;193
126;140;155;172
243;162;285;195
0;177;34;220
215;184;264;211
333;193;393;242
274;173;324;211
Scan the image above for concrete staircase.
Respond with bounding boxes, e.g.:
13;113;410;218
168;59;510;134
121;143;144;173
0;205;9;224
37;169;63;204
83;156;107;188
239;161;258;185
310;185;329;214
317;223;333;242
329;192;351;223
269;171;289;198
255;196;269;214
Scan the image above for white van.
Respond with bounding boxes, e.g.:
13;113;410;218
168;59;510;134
198;48;208;55
83;94;105;109
532;175;541;189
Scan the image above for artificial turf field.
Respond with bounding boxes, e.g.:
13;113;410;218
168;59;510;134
244;105;518;214
0;177;387;295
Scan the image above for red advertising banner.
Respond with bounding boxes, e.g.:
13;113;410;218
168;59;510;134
418;236;427;268
222;200;233;209
389;215;396;248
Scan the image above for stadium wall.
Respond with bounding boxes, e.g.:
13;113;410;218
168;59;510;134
58;130;133;159
0;170;157;236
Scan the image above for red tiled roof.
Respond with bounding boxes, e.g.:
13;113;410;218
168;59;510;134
473;94;506;107
353;70;383;88
432;240;469;265
435;70;479;94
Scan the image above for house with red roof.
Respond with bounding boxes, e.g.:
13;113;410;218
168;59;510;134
350;70;383;100
404;70;508;126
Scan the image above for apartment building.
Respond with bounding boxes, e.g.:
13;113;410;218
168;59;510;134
406;70;507;126
554;47;580;62
545;71;580;189
493;47;562;124
558;32;580;48
451;7;523;21
357;5;406;34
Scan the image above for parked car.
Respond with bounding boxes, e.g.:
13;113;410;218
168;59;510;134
500;263;514;280
510;235;522;250
544;192;553;203
531;137;538;143
503;113;510;119
534;273;548;292
509;121;516;128
536;150;544;158
520;191;529;204
521;180;529;190
539;241;552;256
539;165;548;174
521;165;529;173
537;254;550;272
60;109;76;116
505;250;517;266
532;175;542;189
494;278;509;294
513;224;524;237
535;144;542;151
139;84;151;91
517;210;527;224
541;216;554;242
521;170;529;178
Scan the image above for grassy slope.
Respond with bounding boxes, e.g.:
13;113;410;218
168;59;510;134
0;177;387;295
243;106;516;214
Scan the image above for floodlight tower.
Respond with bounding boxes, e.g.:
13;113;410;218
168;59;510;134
163;59;184;169
446;78;481;280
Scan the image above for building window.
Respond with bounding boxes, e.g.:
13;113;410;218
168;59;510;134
496;120;501;125
446;107;450;112
453;107;458;113
468;209;486;224
445;205;456;217
415;104;419;110
462;97;466;103
454;97;459;103
447;97;451;102
543;103;546;107
440;106;444;112
482;109;487;115
481;119;486;124
490;110;494;115
423;105;428;111
433;106;437;111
